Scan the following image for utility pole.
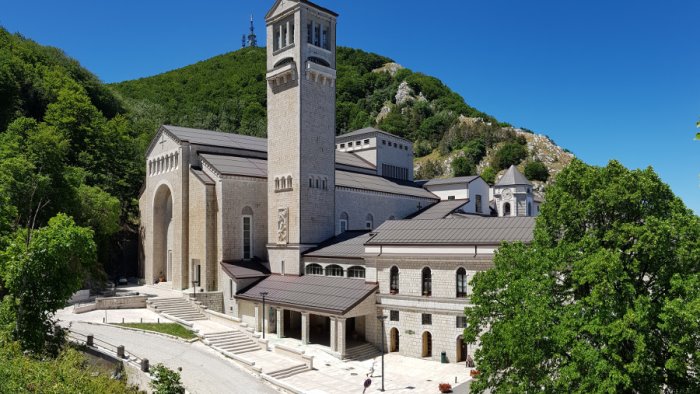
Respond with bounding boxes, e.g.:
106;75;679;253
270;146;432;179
260;292;268;339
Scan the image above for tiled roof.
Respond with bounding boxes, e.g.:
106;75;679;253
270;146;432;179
366;217;536;245
495;165;531;186
190;168;215;185
237;275;378;315
220;260;271;280
336;171;438;200
163;125;268;153
200;154;267;178
304;231;372;258
412;199;468;220
424;176;479;187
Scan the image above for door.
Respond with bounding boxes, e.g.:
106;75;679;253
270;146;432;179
390;328;399;352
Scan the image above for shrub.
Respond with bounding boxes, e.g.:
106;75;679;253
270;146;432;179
150;364;185;394
491;143;528;170
416;159;443;180
451;155;475;177
524;160;549;182
480;166;497;184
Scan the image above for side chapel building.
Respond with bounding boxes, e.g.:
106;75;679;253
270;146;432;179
139;0;538;363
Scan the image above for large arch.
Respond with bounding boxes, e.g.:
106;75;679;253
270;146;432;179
153;184;174;283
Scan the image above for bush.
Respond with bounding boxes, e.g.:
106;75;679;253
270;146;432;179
451;155;475;177
524;160;549;182
416;159;443;180
151;364;185;394
413;139;433;157
480;166;497;184
491;143;528;170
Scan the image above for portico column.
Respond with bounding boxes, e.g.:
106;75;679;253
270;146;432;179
254;304;260;332
301;312;310;345
276;308;285;338
330;317;338;352
337;317;347;358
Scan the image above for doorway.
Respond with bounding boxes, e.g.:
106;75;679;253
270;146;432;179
390;328;399;352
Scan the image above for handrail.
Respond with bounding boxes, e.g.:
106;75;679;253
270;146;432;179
66;328;145;365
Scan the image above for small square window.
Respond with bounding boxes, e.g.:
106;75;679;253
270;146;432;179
390;310;399;321
348;142;353;147
340;143;345;148
448;196;455;200
356;140;361;147
364;139;370;145
382;140;386;145
393;143;397;148
456;316;467;328
422;313;432;325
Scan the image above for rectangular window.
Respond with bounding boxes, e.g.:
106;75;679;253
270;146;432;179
307;22;312;44
229;279;234;299
195;264;201;285
348;142;353;147
476;195;483;213
340;143;345;148
339;219;347;233
364;139;370;145
390;310;399;321
448;196;456;200
422;313;432;325
243;216;252;260
382;140;386;145
456;316;467;328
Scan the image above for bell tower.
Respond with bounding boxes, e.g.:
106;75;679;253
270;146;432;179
265;0;337;275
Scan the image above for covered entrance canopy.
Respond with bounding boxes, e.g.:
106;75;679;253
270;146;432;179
236;275;378;357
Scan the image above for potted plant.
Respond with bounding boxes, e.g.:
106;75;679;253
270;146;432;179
438;383;452;393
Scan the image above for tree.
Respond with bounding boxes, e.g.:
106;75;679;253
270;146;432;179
465;159;700;392
1;214;96;354
480;166;496;184
524;160;549;182
491;142;528;170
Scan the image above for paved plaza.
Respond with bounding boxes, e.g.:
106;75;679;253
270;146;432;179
58;285;473;393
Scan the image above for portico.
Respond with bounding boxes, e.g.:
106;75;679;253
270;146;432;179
236;275;378;358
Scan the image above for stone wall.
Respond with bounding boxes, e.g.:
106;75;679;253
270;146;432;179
191;291;224;314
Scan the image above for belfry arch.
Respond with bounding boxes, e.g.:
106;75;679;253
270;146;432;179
153;184;174;283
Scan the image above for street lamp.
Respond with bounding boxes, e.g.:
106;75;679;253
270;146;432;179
260;292;269;339
376;315;387;392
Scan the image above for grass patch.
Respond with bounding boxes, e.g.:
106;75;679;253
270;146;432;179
116;323;196;340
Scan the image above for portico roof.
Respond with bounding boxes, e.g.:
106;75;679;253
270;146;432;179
236;275;378;315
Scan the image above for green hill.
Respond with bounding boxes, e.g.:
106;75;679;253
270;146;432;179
111;46;572;183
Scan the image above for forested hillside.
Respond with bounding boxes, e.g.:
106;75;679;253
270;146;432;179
112;47;573;184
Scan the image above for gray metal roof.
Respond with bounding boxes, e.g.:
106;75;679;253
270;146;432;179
220;260;270;280
412;199;468;220
237;275;378;315
336;171;438;200
424;176;479;187
495;165;531;186
200;154;267;178
163;125;268;153
335;151;376;170
336;127;412;143
190;168;215;186
366;216;536;245
304;231;372;258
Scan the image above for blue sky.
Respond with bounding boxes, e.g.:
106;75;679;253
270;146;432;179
2;0;699;213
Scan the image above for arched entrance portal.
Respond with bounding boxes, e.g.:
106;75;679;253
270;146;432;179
390;328;399;352
456;335;467;362
153;184;174;283
422;331;432;358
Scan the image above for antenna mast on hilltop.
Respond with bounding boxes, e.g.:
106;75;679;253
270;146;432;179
242;34;246;49
247;15;258;48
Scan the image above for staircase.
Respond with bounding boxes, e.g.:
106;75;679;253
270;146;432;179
267;364;309;379
148;297;207;321
344;343;382;361
204;330;261;354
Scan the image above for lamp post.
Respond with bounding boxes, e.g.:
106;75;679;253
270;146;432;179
260;292;269;339
376;315;387;392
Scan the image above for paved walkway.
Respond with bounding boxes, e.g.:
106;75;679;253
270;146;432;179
65;321;274;394
59;285;474;393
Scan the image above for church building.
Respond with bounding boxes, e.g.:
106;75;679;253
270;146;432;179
139;0;537;363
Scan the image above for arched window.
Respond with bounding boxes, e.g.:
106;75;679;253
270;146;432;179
421;267;432;296
306;263;323;276
339;212;349;233
280;177;286;189
456;268;467;298
309;177;313;188
316;178;320;188
390;266;399;294
242;207;254;260
325;264;344;277
275;178;280;190
527;202;532;216
287;176;293;189
503;202;511;217
348;266;366;279
323;178;327;190
365;213;374;230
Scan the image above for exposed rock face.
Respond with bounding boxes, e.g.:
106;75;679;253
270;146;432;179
373;62;404;76
395;81;415;105
376;104;392;123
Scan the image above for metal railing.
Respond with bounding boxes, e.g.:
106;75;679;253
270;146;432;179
66;329;149;372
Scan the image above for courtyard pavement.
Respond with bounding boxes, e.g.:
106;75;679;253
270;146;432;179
58;285;473;393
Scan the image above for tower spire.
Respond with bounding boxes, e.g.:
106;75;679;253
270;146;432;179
247;14;257;48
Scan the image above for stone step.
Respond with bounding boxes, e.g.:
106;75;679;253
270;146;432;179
268;364;308;379
344;344;381;361
219;343;261;354
205;331;244;339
